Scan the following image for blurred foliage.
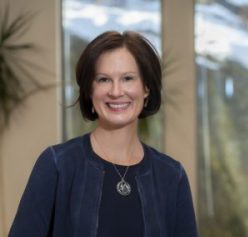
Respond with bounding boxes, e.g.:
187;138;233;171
197;58;248;236
197;1;248;236
0;4;52;131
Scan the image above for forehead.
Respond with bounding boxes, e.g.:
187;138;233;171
95;47;139;73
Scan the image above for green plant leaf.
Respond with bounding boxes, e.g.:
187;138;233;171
4;44;35;51
6;52;53;75
0;2;10;44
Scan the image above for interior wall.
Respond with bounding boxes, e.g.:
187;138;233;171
0;0;61;235
162;0;197;205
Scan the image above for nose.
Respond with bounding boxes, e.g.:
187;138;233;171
108;80;124;97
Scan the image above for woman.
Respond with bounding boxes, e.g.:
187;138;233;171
9;31;198;237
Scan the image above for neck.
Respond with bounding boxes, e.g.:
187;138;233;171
91;123;143;166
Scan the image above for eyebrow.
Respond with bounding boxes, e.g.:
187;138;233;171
95;72;138;76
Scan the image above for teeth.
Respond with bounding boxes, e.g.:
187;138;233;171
108;103;129;109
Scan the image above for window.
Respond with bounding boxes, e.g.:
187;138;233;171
196;0;248;236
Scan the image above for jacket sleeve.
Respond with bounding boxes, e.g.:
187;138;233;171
173;166;198;237
8;147;58;237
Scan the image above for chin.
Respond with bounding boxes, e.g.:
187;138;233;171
99;117;138;129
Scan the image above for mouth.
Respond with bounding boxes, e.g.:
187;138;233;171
106;102;131;111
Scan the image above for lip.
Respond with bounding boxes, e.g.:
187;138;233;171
106;102;131;111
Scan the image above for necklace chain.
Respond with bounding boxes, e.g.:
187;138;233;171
91;133;132;196
112;163;129;180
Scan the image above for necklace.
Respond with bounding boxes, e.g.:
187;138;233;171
91;133;132;196
112;164;131;196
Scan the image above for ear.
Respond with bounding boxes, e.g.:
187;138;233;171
144;86;150;98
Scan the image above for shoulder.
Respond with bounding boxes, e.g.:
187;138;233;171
144;144;184;179
51;136;84;160
39;134;90;170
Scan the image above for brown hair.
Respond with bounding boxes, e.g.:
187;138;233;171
76;30;162;120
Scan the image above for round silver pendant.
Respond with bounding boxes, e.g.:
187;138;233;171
116;180;131;196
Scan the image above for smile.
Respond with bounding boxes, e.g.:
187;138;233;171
107;102;130;110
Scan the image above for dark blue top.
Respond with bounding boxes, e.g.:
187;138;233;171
8;133;198;237
96;156;144;237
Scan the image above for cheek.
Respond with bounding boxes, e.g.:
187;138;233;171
91;86;107;104
126;86;146;100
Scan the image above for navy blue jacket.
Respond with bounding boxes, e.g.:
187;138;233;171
9;133;198;237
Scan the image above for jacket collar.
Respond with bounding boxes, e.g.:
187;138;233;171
81;133;152;176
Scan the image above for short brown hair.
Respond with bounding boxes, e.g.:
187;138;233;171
76;31;162;120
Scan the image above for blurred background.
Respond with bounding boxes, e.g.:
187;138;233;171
0;0;248;236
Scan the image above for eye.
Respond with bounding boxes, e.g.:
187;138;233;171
123;75;134;81
95;76;110;83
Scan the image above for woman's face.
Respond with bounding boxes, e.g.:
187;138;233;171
91;47;149;129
